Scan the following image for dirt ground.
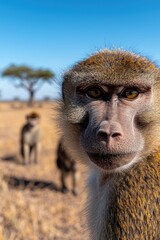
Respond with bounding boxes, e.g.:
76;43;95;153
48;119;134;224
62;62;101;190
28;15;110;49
0;101;88;240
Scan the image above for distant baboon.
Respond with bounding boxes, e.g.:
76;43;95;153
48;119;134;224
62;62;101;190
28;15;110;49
59;49;160;239
20;112;40;165
56;140;78;196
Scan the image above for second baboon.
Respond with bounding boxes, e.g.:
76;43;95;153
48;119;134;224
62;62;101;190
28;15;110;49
60;49;160;239
20;112;40;165
56;140;78;196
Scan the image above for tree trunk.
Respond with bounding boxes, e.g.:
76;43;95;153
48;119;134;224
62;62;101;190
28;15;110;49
28;90;35;107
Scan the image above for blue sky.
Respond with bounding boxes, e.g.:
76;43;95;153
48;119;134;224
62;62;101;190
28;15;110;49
0;0;160;100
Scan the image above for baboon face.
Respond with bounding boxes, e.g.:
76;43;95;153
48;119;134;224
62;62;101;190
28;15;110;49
26;112;40;127
74;84;152;171
28;118;39;127
62;50;159;172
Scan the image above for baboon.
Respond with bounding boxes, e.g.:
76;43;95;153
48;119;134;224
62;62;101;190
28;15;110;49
56;139;78;196
20;112;40;165
59;49;160;239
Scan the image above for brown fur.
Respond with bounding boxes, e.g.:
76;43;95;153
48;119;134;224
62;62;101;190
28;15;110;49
63;50;158;86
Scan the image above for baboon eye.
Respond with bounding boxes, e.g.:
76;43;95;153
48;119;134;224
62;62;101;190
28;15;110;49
120;88;140;100
86;86;104;99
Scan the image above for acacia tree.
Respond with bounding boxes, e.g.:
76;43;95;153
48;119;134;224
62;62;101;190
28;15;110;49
2;65;55;106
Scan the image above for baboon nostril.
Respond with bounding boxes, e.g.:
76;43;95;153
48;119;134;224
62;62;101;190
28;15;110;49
97;131;109;138
112;132;122;138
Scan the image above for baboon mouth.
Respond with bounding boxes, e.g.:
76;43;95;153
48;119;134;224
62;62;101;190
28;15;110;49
87;152;137;169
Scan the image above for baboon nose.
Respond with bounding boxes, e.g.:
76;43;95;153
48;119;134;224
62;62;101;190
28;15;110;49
96;130;122;140
96;121;123;141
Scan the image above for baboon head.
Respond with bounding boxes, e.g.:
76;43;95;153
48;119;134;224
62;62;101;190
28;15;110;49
26;112;40;127
60;50;160;172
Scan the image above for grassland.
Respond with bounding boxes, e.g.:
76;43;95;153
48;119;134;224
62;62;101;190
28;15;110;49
0;101;88;240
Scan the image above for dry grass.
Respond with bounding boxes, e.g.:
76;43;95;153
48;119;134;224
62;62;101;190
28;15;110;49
0;101;88;240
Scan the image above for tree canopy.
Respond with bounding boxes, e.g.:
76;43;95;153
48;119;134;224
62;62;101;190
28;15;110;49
2;64;55;106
